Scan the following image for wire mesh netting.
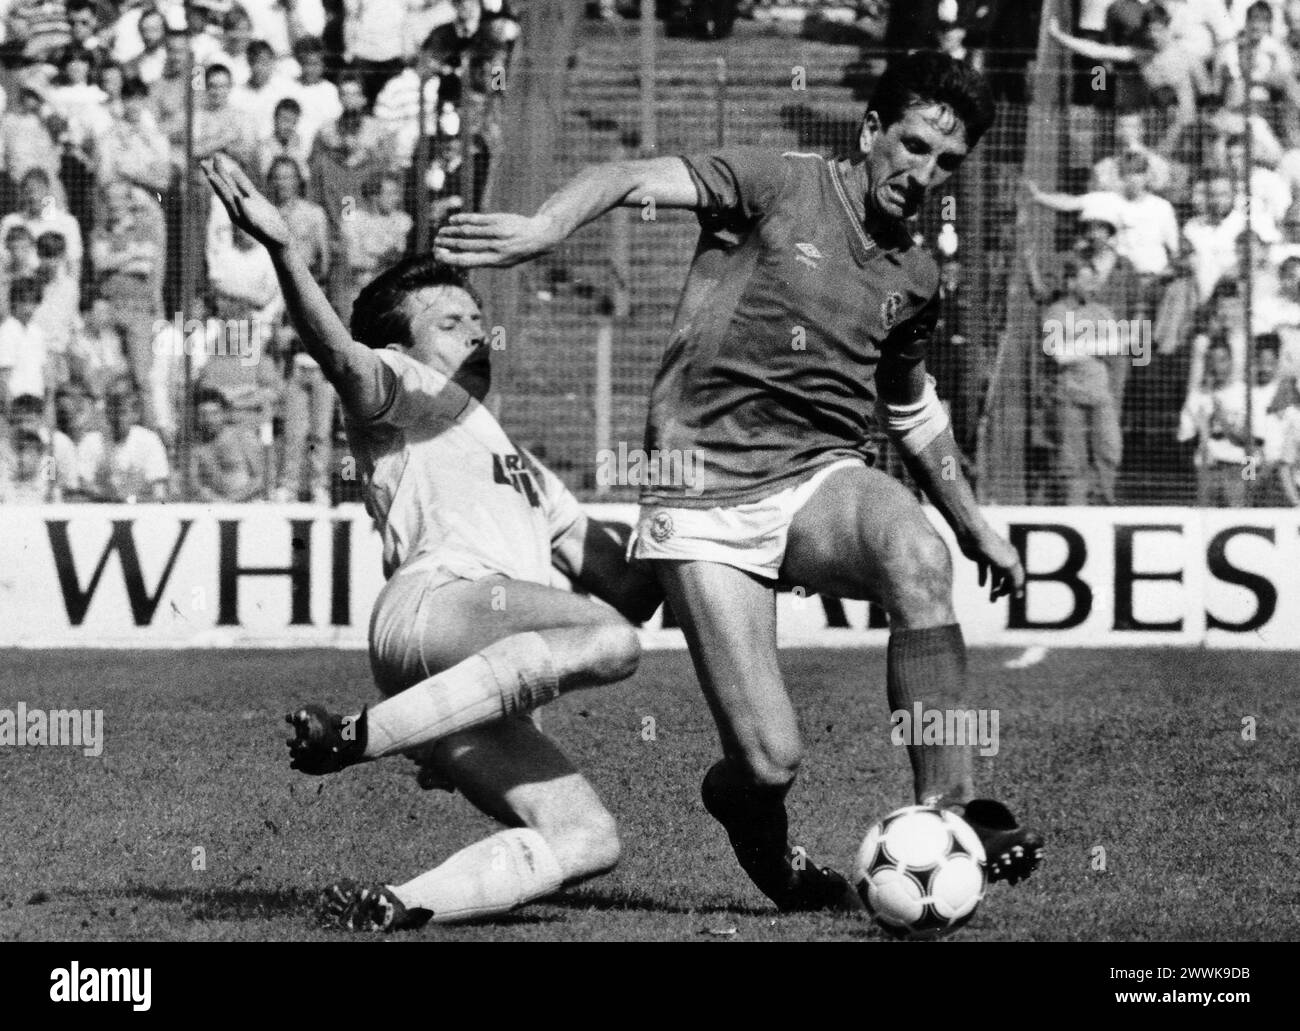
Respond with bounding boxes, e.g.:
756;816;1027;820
4;5;1298;510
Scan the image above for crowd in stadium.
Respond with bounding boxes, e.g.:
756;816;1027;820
1020;0;1300;506
0;0;516;503
3;0;1300;507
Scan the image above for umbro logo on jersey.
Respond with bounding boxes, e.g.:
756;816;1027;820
794;242;823;269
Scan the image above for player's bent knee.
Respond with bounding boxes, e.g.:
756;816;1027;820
541;805;622;881
602;622;642;682
880;528;955;626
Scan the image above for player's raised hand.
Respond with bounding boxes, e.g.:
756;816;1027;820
200;153;291;250
434;212;557;268
961;528;1026;602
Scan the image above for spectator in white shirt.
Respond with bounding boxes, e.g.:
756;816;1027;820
0;168;84;282
51;375;104;499
233;38;301;136
0;278;49;408
1179;337;1251;504
344;0;414;105
257;96;311;182
1028;152;1182;276
0;426;52;503
240;0;325;63
291;35;340;148
372;34;443;168
87;375;169;501
1184;172;1250;300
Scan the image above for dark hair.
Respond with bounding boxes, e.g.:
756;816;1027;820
1256;332;1281;355
21;167;51;191
11;393;44;414
10;277;42;305
1141;3;1171;31
36;231;67;258
122;75;150;100
293;36;324;60
5;224;34;245
350;256;481;350
867;50;996;148
247;39;275;63
274;96;302;118
14;427;45;448
206;63;232;86
338;109;364;136
1247;0;1273;22
195;386;229;408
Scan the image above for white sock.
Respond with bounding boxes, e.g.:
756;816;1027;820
363;632;560;759
390;828;565;922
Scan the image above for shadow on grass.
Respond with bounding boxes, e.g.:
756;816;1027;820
548;887;777;919
68;884;562;929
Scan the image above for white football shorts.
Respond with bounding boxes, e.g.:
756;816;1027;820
629;457;862;579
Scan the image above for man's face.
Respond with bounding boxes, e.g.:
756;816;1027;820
13;298;38;324
300;52;324;84
860;103;969;221
377;179;401;213
21;178;45;212
274;107;298;140
1246;10;1271;43
197;400;224;437
70;9;97;42
7;237;35;267
106;393;138;435
15;438;41;478
11;408;41;436
1208;177;1235;217
165;34;188;71
268;161;299;202
340;81;365;113
1208;346;1233;383
397;286;490;399
1121;168;1147;199
250;51;274;87
206;72;231;110
1256;347;1279;384
140;12;165;48
1117;113;1143;149
56;391;92;433
1083;220;1114;249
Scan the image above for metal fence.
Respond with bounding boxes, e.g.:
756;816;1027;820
6;14;1298;511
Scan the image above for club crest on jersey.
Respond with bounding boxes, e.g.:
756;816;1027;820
881;291;904;330
648;511;675;543
794;242;823;269
492;452;541;508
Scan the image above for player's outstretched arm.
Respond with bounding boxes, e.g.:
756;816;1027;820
876;343;1025;602
201;154;392;417
433;157;700;269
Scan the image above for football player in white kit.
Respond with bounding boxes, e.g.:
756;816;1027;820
202;155;662;931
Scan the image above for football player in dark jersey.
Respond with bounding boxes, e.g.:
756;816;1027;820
436;51;1044;912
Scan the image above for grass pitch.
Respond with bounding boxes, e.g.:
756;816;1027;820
1;646;1295;941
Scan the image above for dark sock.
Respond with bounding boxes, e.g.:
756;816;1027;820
887;623;975;809
701;761;795;891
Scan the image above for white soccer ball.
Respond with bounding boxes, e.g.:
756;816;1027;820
854;804;987;939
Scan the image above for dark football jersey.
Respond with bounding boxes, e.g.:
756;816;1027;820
641;146;940;508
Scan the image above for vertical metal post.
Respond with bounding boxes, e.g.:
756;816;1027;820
179;0;197;501
415;66;430;253
639;0;656;155
715;56;727;147
1242;36;1256;495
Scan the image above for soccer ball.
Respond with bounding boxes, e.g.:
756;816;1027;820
853;804;986;939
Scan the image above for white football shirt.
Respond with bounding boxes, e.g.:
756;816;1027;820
344;349;582;583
